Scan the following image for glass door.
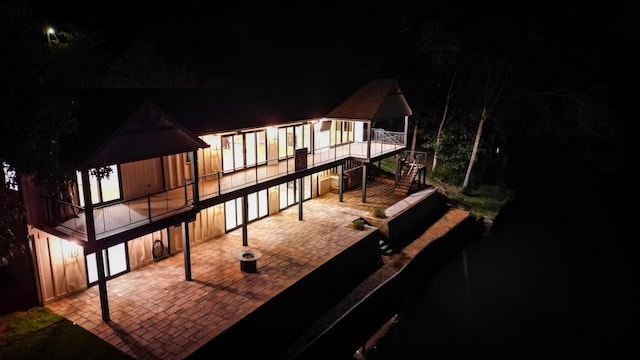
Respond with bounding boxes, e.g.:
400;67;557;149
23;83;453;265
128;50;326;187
86;242;129;286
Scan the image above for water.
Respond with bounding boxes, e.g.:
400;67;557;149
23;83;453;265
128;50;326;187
296;196;639;359
358;201;639;359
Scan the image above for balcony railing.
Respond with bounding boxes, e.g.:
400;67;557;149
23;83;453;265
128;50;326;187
197;137;405;199
50;134;406;238
53;182;192;236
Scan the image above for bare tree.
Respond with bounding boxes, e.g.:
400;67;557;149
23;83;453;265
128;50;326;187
462;64;508;189
432;67;458;171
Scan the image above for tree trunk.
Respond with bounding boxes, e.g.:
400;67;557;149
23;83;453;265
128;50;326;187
409;122;418;163
432;68;458;171
463;106;488;189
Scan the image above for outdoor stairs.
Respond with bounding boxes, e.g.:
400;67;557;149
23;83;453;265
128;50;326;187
378;238;396;255
394;165;419;196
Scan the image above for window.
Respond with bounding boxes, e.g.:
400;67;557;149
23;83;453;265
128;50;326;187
2;162;18;191
76;164;120;206
86;243;128;285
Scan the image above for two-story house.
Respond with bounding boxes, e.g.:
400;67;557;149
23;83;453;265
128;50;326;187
16;78;413;321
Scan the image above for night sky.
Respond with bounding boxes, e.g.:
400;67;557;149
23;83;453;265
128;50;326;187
32;2;634;82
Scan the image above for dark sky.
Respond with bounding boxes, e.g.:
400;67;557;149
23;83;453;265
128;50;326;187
33;2;633;80
34;1;406;78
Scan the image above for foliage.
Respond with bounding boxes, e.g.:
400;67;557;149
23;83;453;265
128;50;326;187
0;2;107;264
0;190;26;266
422;121;475;184
372;207;387;219
101;34;200;88
352;219;366;230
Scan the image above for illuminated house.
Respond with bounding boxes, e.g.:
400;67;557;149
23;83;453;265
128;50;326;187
17;78;413;320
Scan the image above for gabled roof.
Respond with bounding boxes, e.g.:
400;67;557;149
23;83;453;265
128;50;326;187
83;101;209;167
326;79;412;123
62;77;409;168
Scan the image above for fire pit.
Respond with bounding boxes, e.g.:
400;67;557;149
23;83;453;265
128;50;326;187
236;249;262;273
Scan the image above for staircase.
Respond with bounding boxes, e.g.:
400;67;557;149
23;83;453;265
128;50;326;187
394;164;420;195
378;238;396;255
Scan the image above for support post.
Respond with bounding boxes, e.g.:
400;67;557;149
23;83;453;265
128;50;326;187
361;165;367;203
339;164;344;202
190;151;199;207
183;221;192;281
81;169;109;321
298;177;304;221
95;250;110;321
242;195;248;246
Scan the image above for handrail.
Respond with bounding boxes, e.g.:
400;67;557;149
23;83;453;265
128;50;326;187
53;182;191;236
51;138;408;238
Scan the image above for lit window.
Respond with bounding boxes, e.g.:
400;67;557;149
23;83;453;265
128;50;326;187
2;162;18;191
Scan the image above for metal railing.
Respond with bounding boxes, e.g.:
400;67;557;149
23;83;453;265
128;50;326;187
196;138;404;199
54;182;192;236
50;134;408;237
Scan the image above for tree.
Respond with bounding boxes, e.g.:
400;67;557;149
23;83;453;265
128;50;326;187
431;67;458;171
462;62;510;189
101;34;201;88
399;14;461;165
0;1;100;264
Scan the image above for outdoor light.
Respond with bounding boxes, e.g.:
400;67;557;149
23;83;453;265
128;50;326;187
45;26;55;48
63;241;81;259
67;248;80;259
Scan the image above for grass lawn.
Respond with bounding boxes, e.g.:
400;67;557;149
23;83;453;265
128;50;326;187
0;307;132;360
376;157;511;220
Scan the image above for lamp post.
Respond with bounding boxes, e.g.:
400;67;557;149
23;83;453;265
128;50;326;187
45;19;54;48
46;26;54;48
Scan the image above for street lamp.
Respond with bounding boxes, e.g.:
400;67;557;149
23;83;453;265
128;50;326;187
46;26;55;48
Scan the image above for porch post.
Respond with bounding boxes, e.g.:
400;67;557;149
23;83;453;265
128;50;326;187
394;154;400;187
367;122;372;159
242;194;248;246
182;221;192;281
404;115;409;147
339;164;344;202
310;122;315;166
298;177;303;221
80;169;97;243
94;250;110;321
81;169;110;321
190;151;199;207
361;164;367;203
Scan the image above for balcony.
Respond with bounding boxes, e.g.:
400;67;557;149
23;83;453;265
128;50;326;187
49;131;406;241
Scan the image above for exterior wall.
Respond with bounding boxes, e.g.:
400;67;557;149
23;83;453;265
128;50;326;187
268;186;279;216
120;158;163;199
127;230;167;270
162;153;190;189
197;135;222;176
190;204;225;244
30;227;87;303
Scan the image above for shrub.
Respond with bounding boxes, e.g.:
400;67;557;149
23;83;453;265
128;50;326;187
351;218;365;230
372;207;387;218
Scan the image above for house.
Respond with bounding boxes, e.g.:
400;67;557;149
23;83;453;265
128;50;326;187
13;78;414;321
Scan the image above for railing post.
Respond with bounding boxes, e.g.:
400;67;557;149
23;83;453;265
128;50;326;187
183;179;188;205
147;193;152;221
217;171;221;195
